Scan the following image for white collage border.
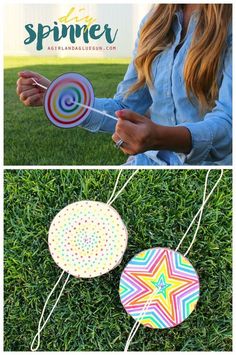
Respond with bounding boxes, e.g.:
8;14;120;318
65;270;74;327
0;0;234;354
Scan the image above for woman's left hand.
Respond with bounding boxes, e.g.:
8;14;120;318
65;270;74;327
112;109;160;155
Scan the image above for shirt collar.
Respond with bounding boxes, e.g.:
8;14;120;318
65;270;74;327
174;8;200;35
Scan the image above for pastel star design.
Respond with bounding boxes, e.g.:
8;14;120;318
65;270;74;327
152;273;172;299
120;248;200;329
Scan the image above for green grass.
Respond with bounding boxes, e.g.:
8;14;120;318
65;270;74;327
4;169;232;351
4;56;130;166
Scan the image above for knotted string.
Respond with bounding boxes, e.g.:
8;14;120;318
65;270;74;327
30;169;139;351
124;169;224;352
32;78;118;121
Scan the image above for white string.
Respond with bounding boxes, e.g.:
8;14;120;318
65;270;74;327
31;78;118;121
32;78;48;90
175;169;224;256
30;271;70;351
71;101;118;121
107;170;123;204
107;170;139;206
124;287;160;352
124;169;224;352
30;169;138;351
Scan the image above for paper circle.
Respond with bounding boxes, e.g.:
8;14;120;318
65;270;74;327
48;201;128;278
44;72;94;128
119;247;200;329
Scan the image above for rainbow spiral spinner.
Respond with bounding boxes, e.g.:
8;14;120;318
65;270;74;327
44;73;95;128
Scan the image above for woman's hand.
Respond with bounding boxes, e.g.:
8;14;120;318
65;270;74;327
112;109;192;155
112;110;160;155
16;71;51;107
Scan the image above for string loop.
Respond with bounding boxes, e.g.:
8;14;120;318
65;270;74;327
30;271;70;351
107;170;139;205
175;169;223;256
31;169;139;351
124;169;224;352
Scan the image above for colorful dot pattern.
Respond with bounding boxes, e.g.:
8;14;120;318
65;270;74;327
48;201;128;278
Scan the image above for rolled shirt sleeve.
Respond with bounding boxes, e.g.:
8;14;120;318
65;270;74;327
79;15;153;134
179;38;232;164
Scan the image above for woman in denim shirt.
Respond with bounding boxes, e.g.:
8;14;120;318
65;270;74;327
17;4;232;166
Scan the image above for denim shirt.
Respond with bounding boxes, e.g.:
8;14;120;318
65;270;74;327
80;10;232;166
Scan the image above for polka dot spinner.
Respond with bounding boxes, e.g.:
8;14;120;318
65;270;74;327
48;201;128;278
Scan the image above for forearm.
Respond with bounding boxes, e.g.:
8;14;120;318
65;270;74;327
151;124;192;154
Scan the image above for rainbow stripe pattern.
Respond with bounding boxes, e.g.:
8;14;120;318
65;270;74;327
44;73;94;128
119;247;199;328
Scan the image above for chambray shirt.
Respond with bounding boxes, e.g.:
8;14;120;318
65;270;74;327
80;9;232;166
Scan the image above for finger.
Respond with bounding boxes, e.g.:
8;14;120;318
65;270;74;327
112;133;131;155
119;146;131;155
17;77;37;86
112;132;127;147
112;129;130;145
17;84;39;96
18;70;41;79
20;88;41;101
112;132;120;143
115;109;147;124
115;119;134;142
112;132;127;146
24;93;42;106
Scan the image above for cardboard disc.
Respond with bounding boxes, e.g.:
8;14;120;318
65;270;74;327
44;72;94;128
48;201;128;278
119;247;200;329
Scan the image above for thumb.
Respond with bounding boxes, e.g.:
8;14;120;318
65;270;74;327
115;109;147;124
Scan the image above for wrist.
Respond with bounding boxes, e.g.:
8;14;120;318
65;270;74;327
150;124;192;154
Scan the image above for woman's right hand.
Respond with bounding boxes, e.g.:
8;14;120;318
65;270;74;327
16;71;51;107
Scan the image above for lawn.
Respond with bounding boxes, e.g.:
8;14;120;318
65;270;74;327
4;169;232;351
4;56;129;166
